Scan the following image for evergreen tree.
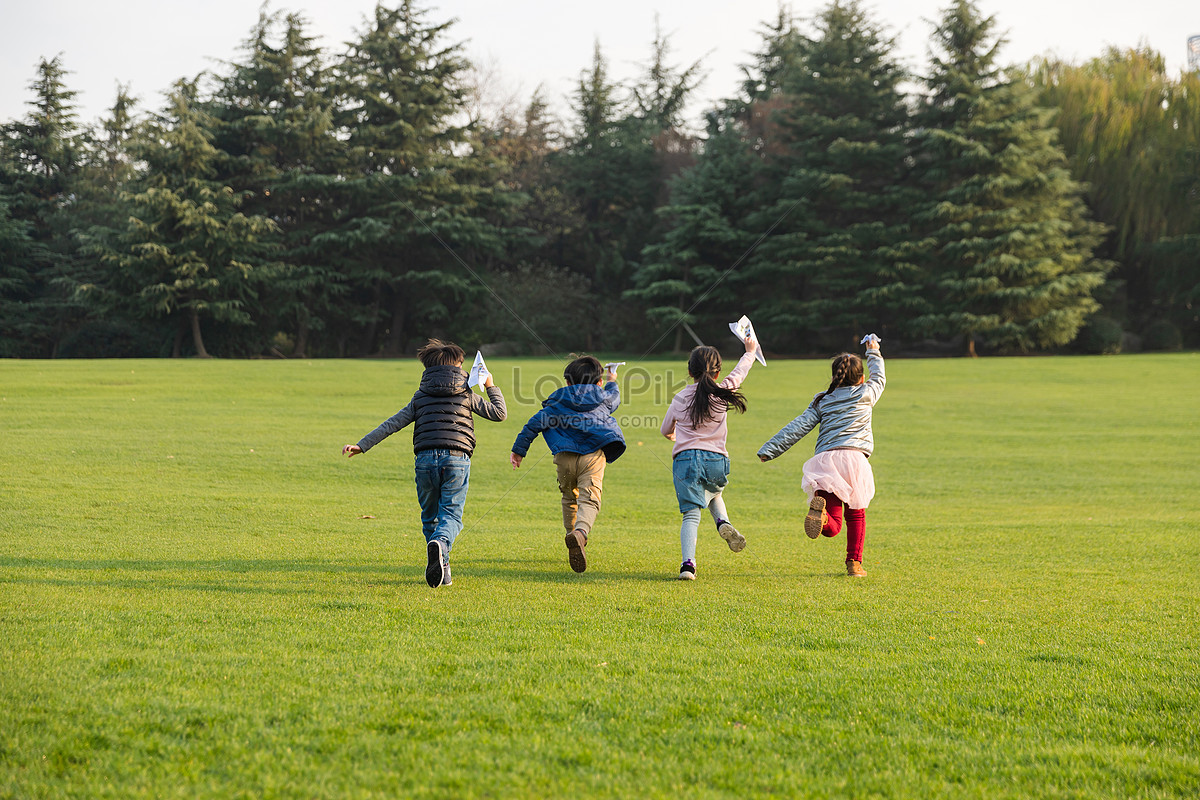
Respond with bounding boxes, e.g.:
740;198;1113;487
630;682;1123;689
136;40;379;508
913;0;1109;354
556;40;655;294
740;1;921;351
559;31;703;348
0;195;44;356
103;81;276;357
0;56;86;356
209;9;341;356
60;85;158;356
327;1;504;355
628;106;762;352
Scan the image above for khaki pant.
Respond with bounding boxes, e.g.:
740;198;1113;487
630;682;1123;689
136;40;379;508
553;450;606;535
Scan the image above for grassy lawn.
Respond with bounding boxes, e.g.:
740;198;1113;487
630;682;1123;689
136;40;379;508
1;353;1198;798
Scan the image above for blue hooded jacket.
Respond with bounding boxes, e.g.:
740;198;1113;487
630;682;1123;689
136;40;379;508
511;382;627;462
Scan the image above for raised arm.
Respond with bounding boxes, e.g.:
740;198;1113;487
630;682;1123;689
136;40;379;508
862;348;885;405
720;338;758;390
601;381;621;413
471;385;507;422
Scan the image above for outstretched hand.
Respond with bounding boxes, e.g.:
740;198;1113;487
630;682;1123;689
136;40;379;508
744;334;757;353
342;444;362;458
759;454;769;462
510;453;522;470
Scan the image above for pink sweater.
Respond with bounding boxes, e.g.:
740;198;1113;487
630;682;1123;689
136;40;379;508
660;352;756;457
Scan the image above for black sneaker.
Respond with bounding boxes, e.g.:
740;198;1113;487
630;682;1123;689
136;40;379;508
678;560;696;581
426;540;446;587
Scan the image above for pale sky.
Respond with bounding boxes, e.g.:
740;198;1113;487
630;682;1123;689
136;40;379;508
2;0;1197;128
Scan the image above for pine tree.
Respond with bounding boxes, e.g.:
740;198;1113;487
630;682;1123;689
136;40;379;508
60;85;156;356
556;40;656;297
560;30;703;348
0;195;44;356
740;1;922;351
628;106;762;352
209;9;340;356
105;81;276;357
912;0;1109;354
327;1;505;355
0;55;86;356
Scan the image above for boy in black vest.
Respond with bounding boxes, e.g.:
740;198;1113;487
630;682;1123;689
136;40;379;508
343;339;506;588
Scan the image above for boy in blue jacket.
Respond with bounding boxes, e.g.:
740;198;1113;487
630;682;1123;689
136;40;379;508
510;356;626;573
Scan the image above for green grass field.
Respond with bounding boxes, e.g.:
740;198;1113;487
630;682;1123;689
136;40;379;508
2;353;1198;798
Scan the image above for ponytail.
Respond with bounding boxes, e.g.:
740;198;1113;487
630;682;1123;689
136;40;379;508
686;346;747;427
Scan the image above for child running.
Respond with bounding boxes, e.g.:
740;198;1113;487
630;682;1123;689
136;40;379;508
343;339;506;588
510;356;626;573
757;336;885;577
660;334;758;580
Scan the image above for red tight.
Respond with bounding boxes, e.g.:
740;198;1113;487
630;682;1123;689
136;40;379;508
817;490;865;562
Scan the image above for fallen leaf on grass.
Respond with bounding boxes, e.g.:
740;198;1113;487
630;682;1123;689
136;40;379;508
596;662;608;667
976;638;986;645
358;515;376;520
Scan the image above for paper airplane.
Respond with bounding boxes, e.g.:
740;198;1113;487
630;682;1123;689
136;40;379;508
468;351;489;389
860;334;882;345
729;315;766;366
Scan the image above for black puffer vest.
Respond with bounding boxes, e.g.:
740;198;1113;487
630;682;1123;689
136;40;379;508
412;365;476;455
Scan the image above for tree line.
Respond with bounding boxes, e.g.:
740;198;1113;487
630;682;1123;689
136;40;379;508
2;0;1197;358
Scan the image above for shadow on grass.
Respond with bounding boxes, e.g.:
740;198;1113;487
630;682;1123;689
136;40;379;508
0;556;404;596
0;556;856;593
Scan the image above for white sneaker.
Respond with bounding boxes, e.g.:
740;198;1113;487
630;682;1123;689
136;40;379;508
718;521;746;552
678;561;696;580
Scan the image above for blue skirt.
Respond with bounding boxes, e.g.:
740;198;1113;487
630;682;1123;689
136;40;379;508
672;449;730;512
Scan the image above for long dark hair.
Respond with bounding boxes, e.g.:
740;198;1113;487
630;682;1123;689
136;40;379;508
813;352;863;406
685;346;747;427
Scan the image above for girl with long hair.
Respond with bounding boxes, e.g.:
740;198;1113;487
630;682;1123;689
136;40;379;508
660;334;758;580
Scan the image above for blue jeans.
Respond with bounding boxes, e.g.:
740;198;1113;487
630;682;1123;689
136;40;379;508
414;449;471;553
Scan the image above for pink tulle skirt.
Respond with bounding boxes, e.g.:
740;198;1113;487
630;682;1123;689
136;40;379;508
800;449;875;510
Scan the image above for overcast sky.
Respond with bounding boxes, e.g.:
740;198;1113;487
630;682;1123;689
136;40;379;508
2;0;1197;127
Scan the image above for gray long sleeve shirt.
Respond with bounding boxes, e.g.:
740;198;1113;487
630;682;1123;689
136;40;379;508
758;350;885;460
356;365;506;456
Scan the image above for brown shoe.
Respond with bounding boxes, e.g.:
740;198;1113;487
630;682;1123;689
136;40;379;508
565;529;588;573
846;559;866;577
804;495;827;539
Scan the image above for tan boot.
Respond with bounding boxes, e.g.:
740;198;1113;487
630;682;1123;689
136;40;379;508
565;529;588;573
846;559;866;577
804;495;827;539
